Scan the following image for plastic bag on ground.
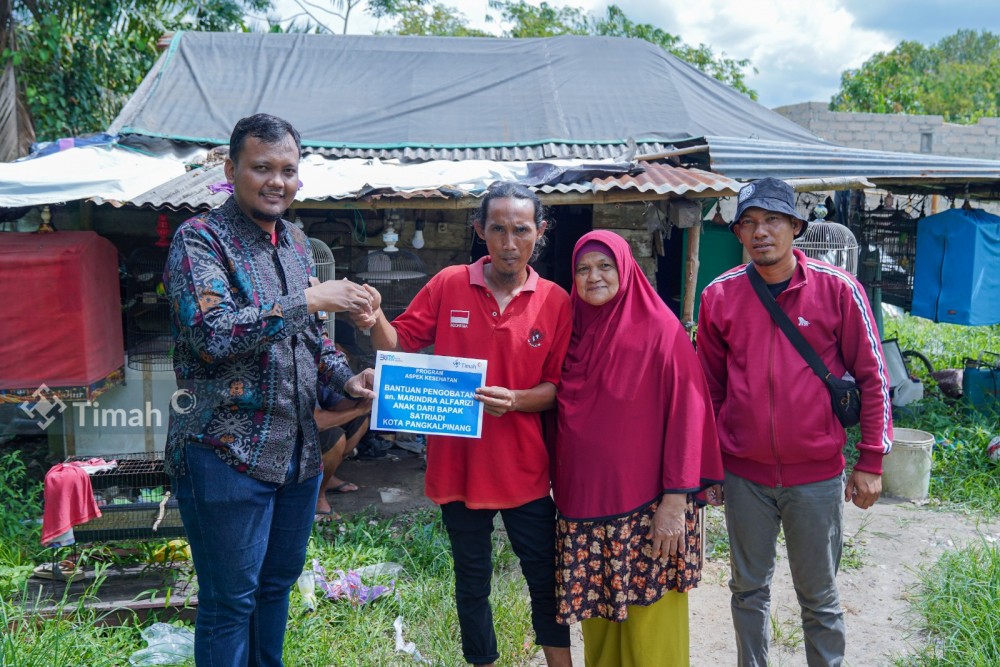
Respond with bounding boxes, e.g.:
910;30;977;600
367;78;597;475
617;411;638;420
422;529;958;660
297;569;317;611
129;623;195;666
394;615;432;664
355;562;404;579
312;559;395;605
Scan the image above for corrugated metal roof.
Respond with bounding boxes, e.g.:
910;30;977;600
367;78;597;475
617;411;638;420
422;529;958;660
541;161;739;197
307;142;674;162
126;163;229;211
124;159;737;211
688;136;1000;196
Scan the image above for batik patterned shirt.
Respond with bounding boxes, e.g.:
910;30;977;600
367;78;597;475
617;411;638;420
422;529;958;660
164;196;354;484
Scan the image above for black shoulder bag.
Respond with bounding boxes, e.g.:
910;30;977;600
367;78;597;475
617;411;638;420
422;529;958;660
746;264;861;428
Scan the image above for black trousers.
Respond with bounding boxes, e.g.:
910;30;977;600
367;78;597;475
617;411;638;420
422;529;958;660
440;496;570;665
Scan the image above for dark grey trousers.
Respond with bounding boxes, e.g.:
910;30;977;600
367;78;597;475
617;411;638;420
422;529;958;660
724;471;846;667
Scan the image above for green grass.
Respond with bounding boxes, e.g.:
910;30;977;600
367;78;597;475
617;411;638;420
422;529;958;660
703;504;730;562
293;509;537;666
845;315;1000;516
0;504;538;667
769;611;804;653
883;317;999;371
900;540;1000;666
840;513;872;571
0;576;146;667
0;449;45;600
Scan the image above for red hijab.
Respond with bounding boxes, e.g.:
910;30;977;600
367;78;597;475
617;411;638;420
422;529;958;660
554;230;722;520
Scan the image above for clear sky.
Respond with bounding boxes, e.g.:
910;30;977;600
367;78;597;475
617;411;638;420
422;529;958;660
264;0;1000;109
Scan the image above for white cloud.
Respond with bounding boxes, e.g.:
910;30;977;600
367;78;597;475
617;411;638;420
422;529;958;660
613;0;897;106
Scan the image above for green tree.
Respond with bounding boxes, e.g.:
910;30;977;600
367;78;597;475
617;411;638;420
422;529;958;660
377;1;489;37
487;0;588;37
831;29;1000;123
4;0;270;141
588;4;756;99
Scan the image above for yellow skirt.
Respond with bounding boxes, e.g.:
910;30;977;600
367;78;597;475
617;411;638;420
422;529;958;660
580;591;689;667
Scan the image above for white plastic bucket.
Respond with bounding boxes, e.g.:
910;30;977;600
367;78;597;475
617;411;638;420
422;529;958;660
881;428;934;500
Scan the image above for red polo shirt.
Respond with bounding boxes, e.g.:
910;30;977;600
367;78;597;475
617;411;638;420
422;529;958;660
392;257;571;509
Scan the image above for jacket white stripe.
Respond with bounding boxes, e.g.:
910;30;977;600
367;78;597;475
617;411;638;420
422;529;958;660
805;260;894;454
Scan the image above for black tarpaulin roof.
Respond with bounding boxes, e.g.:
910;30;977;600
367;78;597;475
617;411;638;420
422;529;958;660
109;32;824;157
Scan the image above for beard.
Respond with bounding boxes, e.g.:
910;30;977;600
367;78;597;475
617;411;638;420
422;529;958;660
489;262;521;286
250;206;284;223
752;254;780;267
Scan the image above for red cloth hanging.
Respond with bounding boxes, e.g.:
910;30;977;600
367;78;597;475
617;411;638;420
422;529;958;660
41;463;102;545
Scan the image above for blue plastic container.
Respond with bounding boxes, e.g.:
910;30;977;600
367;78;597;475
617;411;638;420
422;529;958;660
963;353;1000;414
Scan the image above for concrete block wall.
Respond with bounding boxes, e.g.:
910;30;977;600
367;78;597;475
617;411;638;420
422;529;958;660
592;202;658;282
774;102;1000;159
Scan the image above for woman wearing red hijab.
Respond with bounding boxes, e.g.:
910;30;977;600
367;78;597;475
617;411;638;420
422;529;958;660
554;230;723;666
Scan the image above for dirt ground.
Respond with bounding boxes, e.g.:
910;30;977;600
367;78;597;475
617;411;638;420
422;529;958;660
688;499;1000;667
333;456;1000;667
321;451;433;518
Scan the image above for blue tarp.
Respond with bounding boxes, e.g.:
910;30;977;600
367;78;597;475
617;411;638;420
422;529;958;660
912;208;1000;326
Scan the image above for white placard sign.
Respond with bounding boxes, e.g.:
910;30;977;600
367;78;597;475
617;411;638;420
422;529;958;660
372;351;487;439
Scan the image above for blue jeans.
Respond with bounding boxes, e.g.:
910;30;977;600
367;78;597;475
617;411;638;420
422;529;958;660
724;471;845;667
174;443;321;667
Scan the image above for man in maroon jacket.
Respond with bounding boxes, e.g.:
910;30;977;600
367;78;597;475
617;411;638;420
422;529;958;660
697;178;893;667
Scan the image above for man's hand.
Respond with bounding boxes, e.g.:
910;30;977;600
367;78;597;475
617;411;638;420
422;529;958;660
350;284;383;330
306;278;373;316
845;470;881;509
344;368;376;400
649;493;687;561
474;386;517;417
705;483;724;506
362;284;382;310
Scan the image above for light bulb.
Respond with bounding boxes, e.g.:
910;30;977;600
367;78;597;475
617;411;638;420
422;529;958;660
412;229;425;249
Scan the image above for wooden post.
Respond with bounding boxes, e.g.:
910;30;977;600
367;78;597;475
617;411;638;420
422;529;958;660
79;200;93;230
681;222;701;331
61;407;75;458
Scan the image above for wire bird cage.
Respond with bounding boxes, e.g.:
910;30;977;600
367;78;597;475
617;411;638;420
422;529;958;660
125;246;172;371
352;249;429;324
65;452;184;542
794;221;860;275
858;204;919;310
310;237;336;339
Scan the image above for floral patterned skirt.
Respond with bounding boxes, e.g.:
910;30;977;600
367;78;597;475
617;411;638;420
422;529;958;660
555;496;702;625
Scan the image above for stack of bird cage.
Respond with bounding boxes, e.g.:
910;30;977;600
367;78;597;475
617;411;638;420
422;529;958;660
858;204;918;310
66;452;185;542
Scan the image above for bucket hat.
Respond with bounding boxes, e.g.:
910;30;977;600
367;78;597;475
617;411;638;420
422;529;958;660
730;177;808;238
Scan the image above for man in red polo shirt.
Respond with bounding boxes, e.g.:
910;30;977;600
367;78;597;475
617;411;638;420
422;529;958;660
356;182;572;667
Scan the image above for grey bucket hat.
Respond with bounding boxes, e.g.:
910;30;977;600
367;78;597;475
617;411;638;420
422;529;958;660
730;177;808;238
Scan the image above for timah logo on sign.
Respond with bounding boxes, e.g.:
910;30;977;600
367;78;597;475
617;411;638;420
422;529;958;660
19;384;67;430
450;310;470;328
